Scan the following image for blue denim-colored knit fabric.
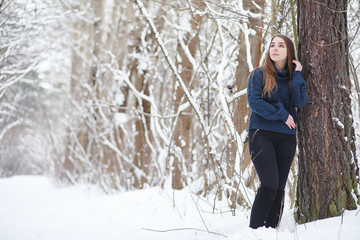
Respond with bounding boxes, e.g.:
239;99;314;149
247;67;308;135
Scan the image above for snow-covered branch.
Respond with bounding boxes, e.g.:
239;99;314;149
132;0;209;136
0;60;40;97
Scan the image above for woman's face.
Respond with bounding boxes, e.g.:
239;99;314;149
269;37;288;63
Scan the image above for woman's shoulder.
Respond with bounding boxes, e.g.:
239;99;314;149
251;66;264;75
249;67;264;81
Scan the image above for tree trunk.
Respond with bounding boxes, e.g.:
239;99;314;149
61;0;96;182
133;75;152;188
236;0;265;190
170;0;203;190
296;0;359;223
61;0;126;189
270;0;277;35
125;1;157;189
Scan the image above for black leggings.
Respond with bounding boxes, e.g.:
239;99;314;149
248;129;296;191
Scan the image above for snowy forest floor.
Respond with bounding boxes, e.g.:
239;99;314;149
0;176;359;240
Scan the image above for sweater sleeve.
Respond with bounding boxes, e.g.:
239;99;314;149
247;69;289;122
290;71;308;108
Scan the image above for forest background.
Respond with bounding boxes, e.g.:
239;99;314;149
1;0;360;223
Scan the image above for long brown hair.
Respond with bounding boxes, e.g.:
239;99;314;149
262;34;296;97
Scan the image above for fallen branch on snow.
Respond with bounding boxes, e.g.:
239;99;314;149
142;227;228;238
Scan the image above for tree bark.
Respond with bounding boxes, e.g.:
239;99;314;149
296;0;359;223
270;0;277;35
236;0;265;190
126;1;156;188
170;0;203;190
61;0;96;182
133;75;152;188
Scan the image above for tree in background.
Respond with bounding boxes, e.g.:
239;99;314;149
58;0;278;206
0;0;69;177
296;0;359;223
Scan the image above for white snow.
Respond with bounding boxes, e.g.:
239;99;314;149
0;175;359;240
114;112;128;125
333;117;345;129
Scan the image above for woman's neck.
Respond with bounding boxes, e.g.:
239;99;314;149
274;60;287;71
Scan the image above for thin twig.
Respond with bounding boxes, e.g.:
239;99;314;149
191;194;209;233
338;213;344;240
142;227;228;238
0;0;16;14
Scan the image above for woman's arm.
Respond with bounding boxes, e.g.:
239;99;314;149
290;71;308;108
247;69;289;122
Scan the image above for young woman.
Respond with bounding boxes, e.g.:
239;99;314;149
247;35;308;229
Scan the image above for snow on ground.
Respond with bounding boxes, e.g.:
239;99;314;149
0;176;359;240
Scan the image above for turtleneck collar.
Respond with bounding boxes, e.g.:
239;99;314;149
275;65;289;77
275;65;290;82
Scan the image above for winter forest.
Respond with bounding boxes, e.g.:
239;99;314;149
1;0;360;239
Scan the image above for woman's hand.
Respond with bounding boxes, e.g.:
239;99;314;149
285;114;296;129
292;60;303;71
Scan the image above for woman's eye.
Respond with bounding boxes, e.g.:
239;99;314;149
279;44;285;47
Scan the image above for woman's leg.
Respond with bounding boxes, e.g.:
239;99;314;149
275;135;296;191
248;130;278;229
265;134;296;228
249;186;276;228
265;190;285;228
249;130;279;190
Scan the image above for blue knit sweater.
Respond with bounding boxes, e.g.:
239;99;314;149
247;66;308;135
